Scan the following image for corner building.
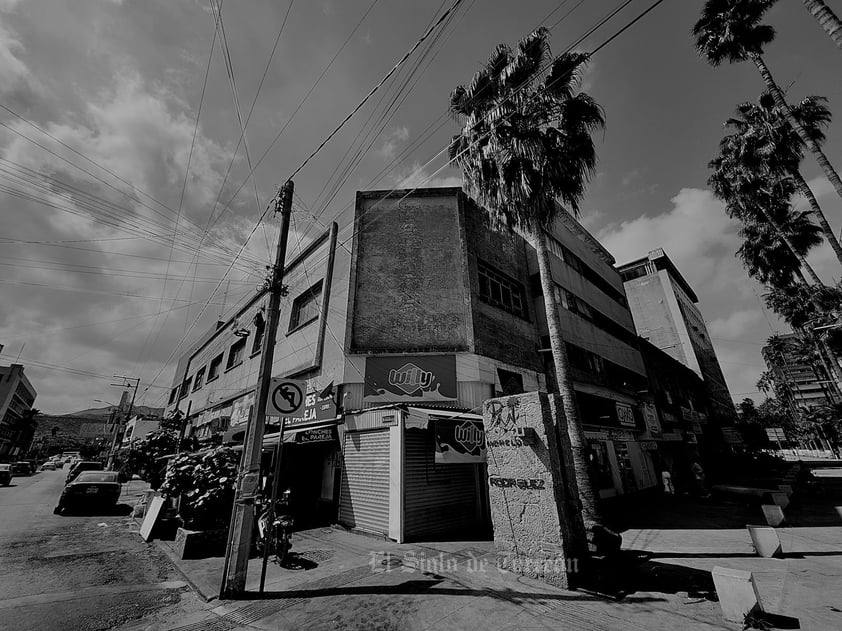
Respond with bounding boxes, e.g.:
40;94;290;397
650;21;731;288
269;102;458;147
166;187;660;543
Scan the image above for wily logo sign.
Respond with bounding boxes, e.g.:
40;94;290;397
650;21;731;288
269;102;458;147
388;363;434;395
454;421;484;454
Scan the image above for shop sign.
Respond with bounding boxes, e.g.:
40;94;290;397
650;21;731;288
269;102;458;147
608;429;634;441
364;355;457;403
434;419;486;463
296;427;336;444
660;431;684;442
585;431;609;440
691;421;703;434
643;403;661;435
285;392;338;430
662;412;678;425
640;441;658;451
229;392;254;427
722;427;742;445
616;403;636;428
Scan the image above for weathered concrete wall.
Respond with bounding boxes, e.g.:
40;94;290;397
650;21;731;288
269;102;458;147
482;391;578;588
350;189;471;353
462;195;542;372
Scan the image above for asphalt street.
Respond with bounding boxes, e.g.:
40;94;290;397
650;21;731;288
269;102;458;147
0;468;201;631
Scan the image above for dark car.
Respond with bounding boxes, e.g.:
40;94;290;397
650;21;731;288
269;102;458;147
54;471;122;515
0;464;11;486
11;462;32;476
65;460;103;484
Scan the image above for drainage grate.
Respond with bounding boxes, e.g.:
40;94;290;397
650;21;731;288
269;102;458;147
295;548;334;564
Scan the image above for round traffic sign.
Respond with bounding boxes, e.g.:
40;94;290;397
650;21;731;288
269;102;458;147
271;380;304;415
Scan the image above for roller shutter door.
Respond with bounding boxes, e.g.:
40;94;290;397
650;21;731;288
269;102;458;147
403;428;478;541
339;429;390;536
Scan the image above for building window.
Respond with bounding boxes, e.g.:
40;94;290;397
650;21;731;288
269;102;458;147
289;280;323;331
477;261;527;318
251;311;265;354
193;367;206;392
227;338;247;370
179;377;192;399
168;387;179;405
207;353;224;382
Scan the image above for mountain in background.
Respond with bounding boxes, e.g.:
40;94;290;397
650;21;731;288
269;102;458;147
61;405;164;418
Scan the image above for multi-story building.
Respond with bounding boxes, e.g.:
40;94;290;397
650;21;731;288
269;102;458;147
617;249;736;435
0;364;38;458
761;333;837;412
165;187;659;542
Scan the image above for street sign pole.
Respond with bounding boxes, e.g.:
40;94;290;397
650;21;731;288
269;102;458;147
220;181;294;599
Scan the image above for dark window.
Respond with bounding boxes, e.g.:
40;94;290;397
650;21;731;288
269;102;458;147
179;377;192;399
251;312;265;354
478;261;527;319
289;281;322;331
207;353;223;381
227;338;247;370
193;367;206;392
497;369;525;395
168;387;178;405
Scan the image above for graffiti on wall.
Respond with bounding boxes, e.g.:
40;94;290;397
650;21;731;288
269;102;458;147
485;396;521;432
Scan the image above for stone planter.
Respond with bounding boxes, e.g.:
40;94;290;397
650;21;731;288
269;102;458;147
747;524;782;558
174;526;228;560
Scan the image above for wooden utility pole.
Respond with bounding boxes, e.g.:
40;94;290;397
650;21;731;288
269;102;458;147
106;376;139;469
220;180;293;598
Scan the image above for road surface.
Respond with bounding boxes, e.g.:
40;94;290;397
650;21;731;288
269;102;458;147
0;468;200;630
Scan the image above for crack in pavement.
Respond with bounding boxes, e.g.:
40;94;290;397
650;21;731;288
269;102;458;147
0;580;187;609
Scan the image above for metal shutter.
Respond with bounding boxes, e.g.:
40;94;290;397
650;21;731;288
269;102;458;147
339;429;390;536
403;428;478;541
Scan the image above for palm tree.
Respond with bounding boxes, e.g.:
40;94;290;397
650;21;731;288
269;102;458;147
693;0;842;203
737;203;824;287
709;155;824;286
724;92;842;266
801;0;842;51
448;27;605;553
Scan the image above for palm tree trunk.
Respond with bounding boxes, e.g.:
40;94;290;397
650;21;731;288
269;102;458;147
792;170;842;266
750;52;842;204
802;0;842;51
532;228;598;552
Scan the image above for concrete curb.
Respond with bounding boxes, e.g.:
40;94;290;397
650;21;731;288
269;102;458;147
130;514;218;604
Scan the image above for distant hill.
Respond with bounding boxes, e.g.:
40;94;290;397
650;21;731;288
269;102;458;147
63;405;164;418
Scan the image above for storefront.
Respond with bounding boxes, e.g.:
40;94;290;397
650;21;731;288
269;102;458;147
338;405;491;543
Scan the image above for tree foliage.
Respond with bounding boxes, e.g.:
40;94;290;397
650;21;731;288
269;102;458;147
159;447;240;530
124;430;178;489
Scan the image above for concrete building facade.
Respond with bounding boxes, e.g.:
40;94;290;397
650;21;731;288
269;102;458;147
618;249;736;432
165;187;660;542
0;364;37;458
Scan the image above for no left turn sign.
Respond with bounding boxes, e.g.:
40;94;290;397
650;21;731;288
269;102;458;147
267;378;305;417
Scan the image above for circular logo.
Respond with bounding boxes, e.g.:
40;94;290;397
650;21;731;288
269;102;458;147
272;382;303;414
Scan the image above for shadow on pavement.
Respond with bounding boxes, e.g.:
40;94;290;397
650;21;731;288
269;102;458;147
58;503;134;517
574;552;717;602
240;578;668;605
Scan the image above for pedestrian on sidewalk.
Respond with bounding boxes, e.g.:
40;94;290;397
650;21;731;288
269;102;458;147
690;461;709;498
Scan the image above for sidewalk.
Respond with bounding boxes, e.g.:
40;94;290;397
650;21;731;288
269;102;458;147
119;477;842;631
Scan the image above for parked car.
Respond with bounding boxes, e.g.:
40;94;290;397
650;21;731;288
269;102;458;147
0;464;11;486
53;471;122;514
11;462;32;476
65;460;103;484
39;461;56;471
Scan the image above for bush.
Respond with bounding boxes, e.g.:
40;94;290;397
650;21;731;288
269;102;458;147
160;447;240;530
124;430;179;489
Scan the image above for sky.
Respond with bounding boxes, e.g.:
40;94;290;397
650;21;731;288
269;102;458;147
1;0;842;414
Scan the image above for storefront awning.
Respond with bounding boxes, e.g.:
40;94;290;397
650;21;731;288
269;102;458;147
262;419;338;447
405;407;483;430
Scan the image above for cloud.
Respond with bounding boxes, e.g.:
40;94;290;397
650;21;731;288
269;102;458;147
0;22;36;97
708;309;766;340
395;161;462;189
376;126;410;161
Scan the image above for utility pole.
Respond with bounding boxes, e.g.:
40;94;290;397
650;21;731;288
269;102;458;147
107;376;139;469
220;180;293;598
